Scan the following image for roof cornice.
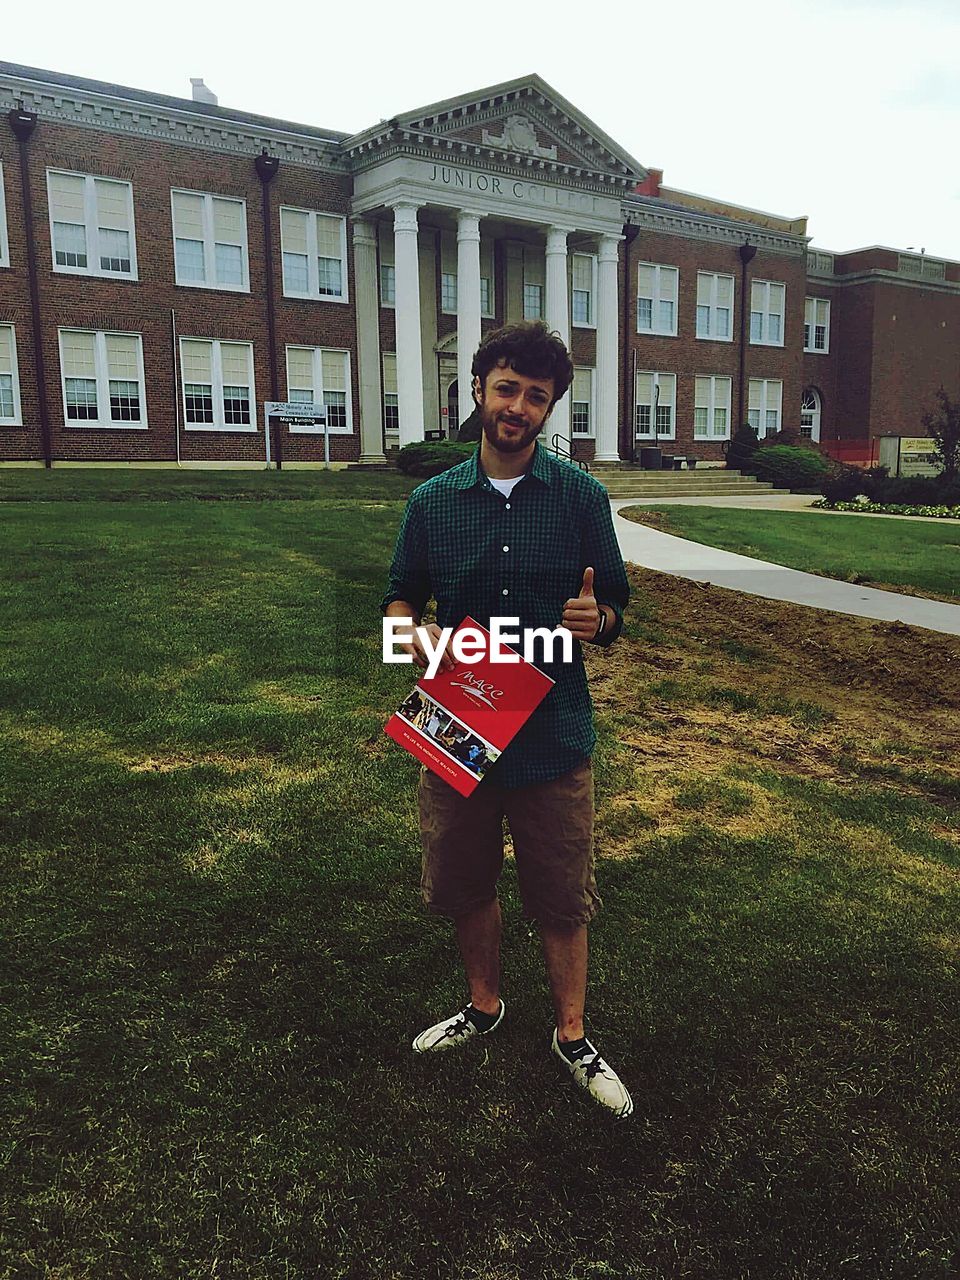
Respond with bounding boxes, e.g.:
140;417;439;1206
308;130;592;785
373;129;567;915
0;61;347;170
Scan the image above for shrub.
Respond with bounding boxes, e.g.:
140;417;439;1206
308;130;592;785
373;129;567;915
396;440;477;478
746;445;831;490
869;473;960;507
819;463;889;503
724;423;759;471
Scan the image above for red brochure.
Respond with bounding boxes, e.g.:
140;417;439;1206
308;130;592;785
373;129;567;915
384;616;555;796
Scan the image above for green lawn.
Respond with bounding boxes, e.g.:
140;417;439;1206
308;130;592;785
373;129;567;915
1;474;959;1278
618;505;960;600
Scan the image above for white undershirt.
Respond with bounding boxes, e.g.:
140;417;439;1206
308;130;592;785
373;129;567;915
487;474;525;498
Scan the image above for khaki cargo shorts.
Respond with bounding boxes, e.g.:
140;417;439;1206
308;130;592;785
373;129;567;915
418;759;601;928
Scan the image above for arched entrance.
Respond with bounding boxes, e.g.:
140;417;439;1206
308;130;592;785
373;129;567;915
447;378;460;432
801;387;822;442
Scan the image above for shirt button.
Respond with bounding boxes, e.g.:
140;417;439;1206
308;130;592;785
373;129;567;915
502;588;509;596
505;503;511;510
502;545;509;552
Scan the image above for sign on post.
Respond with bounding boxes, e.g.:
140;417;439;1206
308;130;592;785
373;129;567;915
263;401;330;470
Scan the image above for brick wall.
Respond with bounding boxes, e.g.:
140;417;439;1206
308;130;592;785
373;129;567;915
0;117;359;465
624;229;807;463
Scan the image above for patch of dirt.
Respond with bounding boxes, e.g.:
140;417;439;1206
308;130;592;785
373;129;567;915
587;566;960;852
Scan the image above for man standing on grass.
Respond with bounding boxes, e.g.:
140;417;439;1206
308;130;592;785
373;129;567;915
382;320;632;1118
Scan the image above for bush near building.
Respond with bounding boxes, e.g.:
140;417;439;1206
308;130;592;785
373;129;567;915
746;445;831;491
819;465;960;508
396;440;477;477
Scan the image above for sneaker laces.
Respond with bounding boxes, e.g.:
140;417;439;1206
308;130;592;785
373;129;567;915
568;1043;608;1080
442;1014;473;1042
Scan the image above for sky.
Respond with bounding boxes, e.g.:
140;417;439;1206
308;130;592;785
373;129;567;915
5;0;960;259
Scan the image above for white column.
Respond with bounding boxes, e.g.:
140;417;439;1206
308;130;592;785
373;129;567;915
391;201;425;446
545;225;572;455
351;217;386;463
456;211;482;427
594;234;623;463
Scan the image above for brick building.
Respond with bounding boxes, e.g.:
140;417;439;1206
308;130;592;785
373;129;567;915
1;61;958;469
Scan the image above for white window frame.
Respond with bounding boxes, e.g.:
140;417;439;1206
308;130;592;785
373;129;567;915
279;207;349;304
694;375;732;440
58;328;147;430
179;337;256;432
634;370;677;441
171;190;249;293
0;162;9;268
0;324;23;425
749;279;785;347
747;379;783;438
284;345;354;435
804;296;831;354
382;352;399;435
571;366;595;436
636;263;678;337
47;169;138;281
696;271;735;342
378;225;395;309
523;246;545;320
571;253;597;329
439;234;496;319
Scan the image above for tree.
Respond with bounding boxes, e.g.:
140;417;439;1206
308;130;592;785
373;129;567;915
921;387;960;480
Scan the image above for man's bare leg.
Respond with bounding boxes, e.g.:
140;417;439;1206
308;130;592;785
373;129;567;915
455;898;502;1015
540;923;588;1041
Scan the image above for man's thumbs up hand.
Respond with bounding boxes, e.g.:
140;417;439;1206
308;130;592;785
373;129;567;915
562;565;602;642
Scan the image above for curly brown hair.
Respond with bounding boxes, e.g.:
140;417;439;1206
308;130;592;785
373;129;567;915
471;321;574;408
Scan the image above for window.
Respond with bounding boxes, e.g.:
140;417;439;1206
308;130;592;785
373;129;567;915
801;387;822;441
172;190;248;291
634;371;677;439
0;325;22;424
636;263;678;336
382;353;399;434
694;376;732;439
379;226;395;307
571;367;594;435
523;246;544;320
807;250;834;275
280;207;347;302
58;329;146;427
47;170;137;279
285;346;352;433
749;280;785;346
438;232;496;318
898;253;946;281
804;297;830;353
572;254;596;327
696;272;734;340
748;379;782;437
0;163;9;268
180;339;254;430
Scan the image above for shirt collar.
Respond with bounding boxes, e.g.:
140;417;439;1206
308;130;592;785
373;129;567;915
454;441;556;491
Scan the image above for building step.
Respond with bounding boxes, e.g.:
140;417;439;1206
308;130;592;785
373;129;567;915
601;484;777;498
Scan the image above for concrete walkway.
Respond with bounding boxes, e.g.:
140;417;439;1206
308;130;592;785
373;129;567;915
610;500;960;638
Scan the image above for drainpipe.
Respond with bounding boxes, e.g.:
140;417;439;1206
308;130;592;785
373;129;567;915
737;241;757;433
621;221;641;463
254;150;280;465
8;105;53;468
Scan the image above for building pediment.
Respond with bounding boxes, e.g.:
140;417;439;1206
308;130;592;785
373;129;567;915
343;75;646;192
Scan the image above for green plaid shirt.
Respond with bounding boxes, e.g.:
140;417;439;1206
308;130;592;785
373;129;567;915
382;443;629;788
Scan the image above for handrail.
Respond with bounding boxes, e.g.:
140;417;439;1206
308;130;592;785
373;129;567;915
551;433;590;472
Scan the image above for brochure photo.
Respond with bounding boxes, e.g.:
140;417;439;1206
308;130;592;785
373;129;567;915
384;617;555;796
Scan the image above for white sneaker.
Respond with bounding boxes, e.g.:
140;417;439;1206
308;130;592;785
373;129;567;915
412;1000;505;1053
552;1028;634;1119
